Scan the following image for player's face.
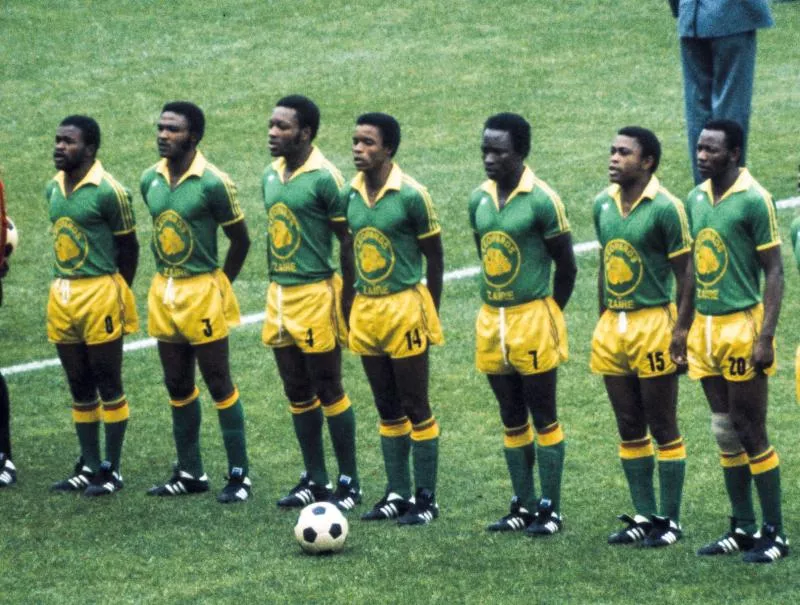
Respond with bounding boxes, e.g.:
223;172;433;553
481;129;522;183
157;112;194;160
352;125;392;173
696;129;737;181
268;106;305;158
608;135;648;185
53;125;92;172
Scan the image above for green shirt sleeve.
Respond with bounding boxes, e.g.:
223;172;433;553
747;188;780;251
535;189;569;240
206;171;244;226
409;186;440;239
659;199;691;258
322;173;347;222
101;181;136;235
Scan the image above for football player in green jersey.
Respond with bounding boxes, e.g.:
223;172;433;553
345;113;444;525
591;127;693;547
683;119;787;562
143;102;253;503
47;116;140;496
261;95;361;511
469;113;576;536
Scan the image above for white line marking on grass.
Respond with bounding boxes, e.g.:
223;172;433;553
3;196;799;377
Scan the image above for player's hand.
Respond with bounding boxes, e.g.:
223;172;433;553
669;327;689;374
751;334;775;375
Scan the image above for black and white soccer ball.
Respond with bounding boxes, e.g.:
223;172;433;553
294;501;349;554
3;217;18;257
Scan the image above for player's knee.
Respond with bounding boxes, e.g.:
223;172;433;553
281;378;313;404
711;412;743;452
164;376;195;401
374;395;402;421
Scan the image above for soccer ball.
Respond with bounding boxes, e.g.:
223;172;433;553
294;501;349;554
3;217;18;257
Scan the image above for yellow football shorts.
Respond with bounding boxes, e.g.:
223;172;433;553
148;270;240;345
687;304;775;382
349;284;443;358
476;296;568;376
262;274;347;353
590;304;677;378
47;273;138;345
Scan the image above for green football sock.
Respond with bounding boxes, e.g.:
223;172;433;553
537;441;565;512
753;466;783;533
658;459;686;521
75;420;101;471
380;433;412;499
104;419;128;472
217;397;249;476
292;403;327;486
504;444;536;510
722;464;756;532
412;437;438;493
171;397;203;477
621;455;656;518
326;406;359;484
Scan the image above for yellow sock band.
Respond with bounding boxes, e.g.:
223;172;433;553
619;436;655;460
504;423;534;449
215;387;240;410
411;417;440;442
379;417;412;438
720;450;749;468
170;386;200;408
290;397;321;415
537;421;564;447
322;394;352;418
657;437;686;461
72;399;102;424
102;397;130;423
749;447;779;475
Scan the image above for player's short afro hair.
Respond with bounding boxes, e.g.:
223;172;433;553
483;113;531;158
703;119;744;159
617;126;661;173
162;101;205;142
59;115;101;151
276;95;321;141
356;113;401;157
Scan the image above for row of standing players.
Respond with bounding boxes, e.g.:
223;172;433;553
0;97;794;562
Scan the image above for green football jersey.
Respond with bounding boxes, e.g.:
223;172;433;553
790;215;800;272
468;167;570;307
593;176;691;311
46;160;136;278
344;164;440;296
262;146;346;286
685;168;780;315
140;152;244;278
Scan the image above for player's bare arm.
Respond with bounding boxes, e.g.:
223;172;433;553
596;249;606;316
331;220;355;324
222;219;251;283
114;232;139;287
544;231;577;310
668;251;693;367
752;245;783;372
419;233;444;311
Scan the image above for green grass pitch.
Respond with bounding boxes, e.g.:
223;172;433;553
1;1;799;602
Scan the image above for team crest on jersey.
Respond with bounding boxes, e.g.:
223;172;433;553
53;217;89;272
694;228;728;286
603;239;643;297
480;231;520;288
354;227;395;283
268;203;302;260
154;210;193;266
